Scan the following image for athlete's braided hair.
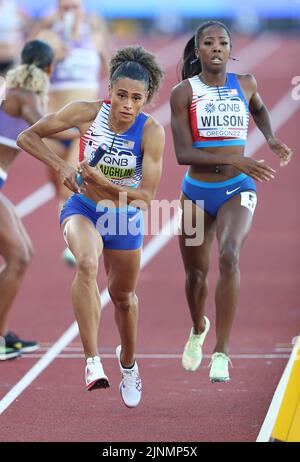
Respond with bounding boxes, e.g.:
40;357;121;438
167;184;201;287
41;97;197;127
6;40;54;94
181;21;232;81
110;45;164;104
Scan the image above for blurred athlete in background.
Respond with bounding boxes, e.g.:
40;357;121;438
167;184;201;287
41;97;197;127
31;0;111;265
0;0;31;76
0;40;77;361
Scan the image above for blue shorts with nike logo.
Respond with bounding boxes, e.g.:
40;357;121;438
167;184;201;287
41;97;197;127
60;194;144;250
182;173;256;217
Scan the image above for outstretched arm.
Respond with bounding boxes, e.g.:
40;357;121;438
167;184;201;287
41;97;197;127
20;93;79;141
17;101;99;193
247;74;293;166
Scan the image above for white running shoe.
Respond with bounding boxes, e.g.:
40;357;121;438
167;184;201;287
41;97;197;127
85;356;110;391
116;345;142;408
209;352;232;383
182;316;210;371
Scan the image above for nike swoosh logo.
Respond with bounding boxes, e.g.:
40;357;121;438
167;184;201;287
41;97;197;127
91;132;103;137
226;187;241;195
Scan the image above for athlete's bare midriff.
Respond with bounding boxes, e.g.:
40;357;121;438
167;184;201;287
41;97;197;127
188;144;245;182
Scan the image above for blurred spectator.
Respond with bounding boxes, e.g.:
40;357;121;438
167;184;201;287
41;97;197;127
0;0;31;76
233;5;262;35
29;0;112;265
154;9;184;35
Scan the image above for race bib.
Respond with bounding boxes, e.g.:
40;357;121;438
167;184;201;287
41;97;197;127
196;98;248;139
240;191;257;214
84;138;137;180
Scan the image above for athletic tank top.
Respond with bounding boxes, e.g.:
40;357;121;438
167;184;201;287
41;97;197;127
50;21;100;91
79;101;148;188
189;73;249;148
0;102;29;149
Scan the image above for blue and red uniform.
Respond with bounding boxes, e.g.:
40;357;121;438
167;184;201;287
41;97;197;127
60;101;148;250
182;73;257;216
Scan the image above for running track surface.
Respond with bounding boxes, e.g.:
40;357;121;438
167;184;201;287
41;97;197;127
0;33;299;442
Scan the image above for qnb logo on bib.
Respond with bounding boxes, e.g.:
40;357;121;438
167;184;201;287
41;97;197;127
97;147;137;180
197;98;248;139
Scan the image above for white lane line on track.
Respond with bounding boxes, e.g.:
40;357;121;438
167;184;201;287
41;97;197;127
15;183;56;218
245;92;300;157
16;353;290;359
0;216;177;415
0;36;293;416
230;33;282;73
256;335;300;442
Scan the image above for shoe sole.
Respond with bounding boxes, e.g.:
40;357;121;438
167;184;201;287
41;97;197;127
182;362;201;372
20;345;39;353
87;377;110;391
0;352;22;361
210;378;230;383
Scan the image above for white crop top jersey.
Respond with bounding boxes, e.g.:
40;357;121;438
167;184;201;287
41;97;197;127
189;73;250;148
79;101;148;188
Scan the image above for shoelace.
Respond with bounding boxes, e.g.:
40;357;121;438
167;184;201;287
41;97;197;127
122;369;141;390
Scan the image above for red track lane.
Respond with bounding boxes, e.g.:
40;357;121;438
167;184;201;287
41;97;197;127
0;35;299;442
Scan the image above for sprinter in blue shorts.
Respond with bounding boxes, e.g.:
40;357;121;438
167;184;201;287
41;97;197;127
170;21;292;383
18;45;165;408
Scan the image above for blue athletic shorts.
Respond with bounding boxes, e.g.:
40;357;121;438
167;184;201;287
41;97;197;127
60;194;144;250
59;138;73;150
182;173;257;217
0;168;7;190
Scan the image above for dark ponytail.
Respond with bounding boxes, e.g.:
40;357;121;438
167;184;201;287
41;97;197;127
180;20;232;81
181;36;201;81
21;40;54;70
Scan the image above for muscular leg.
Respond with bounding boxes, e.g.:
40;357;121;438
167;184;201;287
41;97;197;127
214;194;255;355
103;247;141;367
0;194;33;335
62;215;103;358
179;194;216;334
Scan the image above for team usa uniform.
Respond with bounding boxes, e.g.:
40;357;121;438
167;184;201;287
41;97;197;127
60;101;148;250
182;73;257;216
